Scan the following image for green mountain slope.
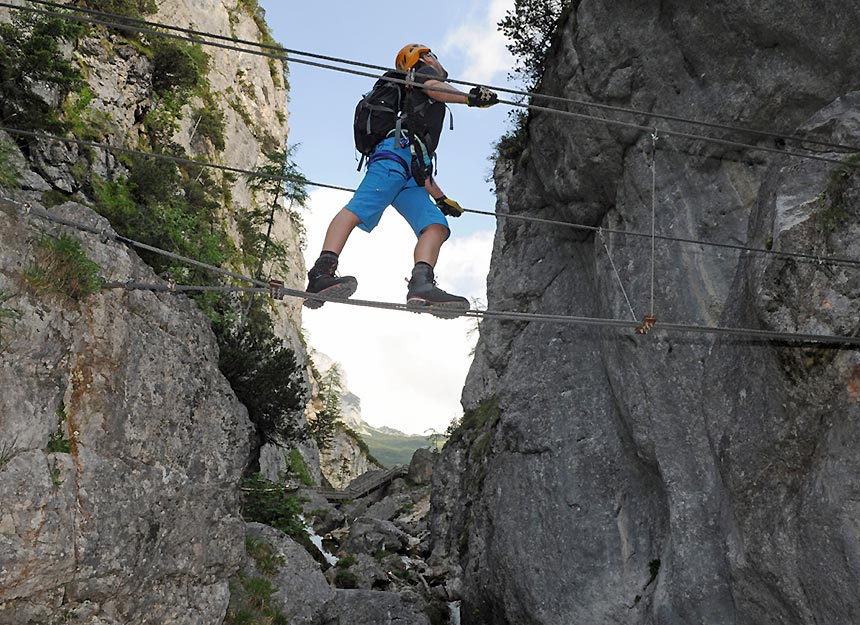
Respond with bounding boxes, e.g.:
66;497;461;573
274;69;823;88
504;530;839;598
361;426;443;468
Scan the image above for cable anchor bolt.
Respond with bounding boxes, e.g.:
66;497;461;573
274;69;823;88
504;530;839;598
635;314;657;335
268;278;285;299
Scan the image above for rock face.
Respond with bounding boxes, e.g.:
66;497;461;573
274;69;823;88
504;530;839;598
319;427;383;489
431;3;860;625
0;1;308;622
241;523;335;625
0;199;254;624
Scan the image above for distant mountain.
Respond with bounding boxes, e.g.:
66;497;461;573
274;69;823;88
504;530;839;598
362;424;439;469
312;350;441;468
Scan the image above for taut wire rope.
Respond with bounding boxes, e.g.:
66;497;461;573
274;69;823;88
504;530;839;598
14;0;860;155
4;125;860;273
3;194;860;347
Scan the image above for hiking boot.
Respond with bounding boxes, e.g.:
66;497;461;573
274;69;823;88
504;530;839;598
304;253;358;309
406;263;469;318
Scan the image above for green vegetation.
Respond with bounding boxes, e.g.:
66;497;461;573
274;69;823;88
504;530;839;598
495;0;571;161
446;397;500;448
494;109;530;162
286;449;314;486
362;427;441;468
243;146;310;274
448;397;501;557
192;100;227;151
0;436;18;470
0;290;20;352
63;85;114;141
24;235;101;302
0;6;310;454
50;462;63;488
0;139;20;188
245;535;285;577
341;424;382;467
216;303;307;444
224;573;289;625
236;0;278;48
91;157;232;295
89;152;310;452
499;0;569;88
151;38;209;96
309;364;345;451
333;554;359;589
77;0;158;18
0;12;85;132
818;154;860;236
231;0;290;92
46;405;71;453
240;473;307;541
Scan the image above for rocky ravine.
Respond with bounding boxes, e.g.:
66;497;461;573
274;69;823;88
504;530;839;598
431;3;860;625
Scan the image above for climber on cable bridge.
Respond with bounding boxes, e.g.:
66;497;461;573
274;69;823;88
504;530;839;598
303;43;499;314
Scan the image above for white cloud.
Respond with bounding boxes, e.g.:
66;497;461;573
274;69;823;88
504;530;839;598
300;187;494;435
439;0;517;85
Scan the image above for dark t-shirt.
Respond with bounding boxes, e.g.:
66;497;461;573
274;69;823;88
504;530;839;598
402;62;447;154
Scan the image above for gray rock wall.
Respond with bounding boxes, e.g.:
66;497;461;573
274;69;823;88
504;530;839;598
0;198;254;624
432;3;860;624
0;1;307;621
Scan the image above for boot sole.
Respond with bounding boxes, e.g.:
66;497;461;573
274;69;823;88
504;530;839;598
406;297;470;319
303;278;358;309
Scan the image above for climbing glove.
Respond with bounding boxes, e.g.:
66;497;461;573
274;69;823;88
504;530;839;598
467;85;499;108
435;195;464;218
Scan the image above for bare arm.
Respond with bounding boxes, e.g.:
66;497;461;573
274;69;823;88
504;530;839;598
421;79;468;105
424;177;445;199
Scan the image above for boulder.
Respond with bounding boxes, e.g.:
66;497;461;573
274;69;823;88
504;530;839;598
317;589;431;625
345;517;409;555
407;448;435;485
241;523;334;625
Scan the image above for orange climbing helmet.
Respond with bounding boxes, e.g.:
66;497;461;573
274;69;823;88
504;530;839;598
395;43;431;71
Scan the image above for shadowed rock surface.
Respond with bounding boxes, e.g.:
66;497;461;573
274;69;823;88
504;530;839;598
431;3;860;624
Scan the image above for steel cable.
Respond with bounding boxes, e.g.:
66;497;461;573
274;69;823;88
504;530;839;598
5;195;860;347
4;124;860;272
14;0;860;155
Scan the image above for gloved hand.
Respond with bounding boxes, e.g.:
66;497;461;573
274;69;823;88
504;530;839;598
467;85;499;108
435;195;464;217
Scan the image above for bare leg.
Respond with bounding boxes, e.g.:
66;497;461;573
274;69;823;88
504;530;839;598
321;208;362;255
414;223;448;267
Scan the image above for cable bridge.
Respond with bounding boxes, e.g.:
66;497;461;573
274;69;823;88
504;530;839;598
316;465;409;502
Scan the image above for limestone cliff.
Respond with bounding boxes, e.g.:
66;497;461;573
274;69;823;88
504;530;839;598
309;351;383;488
0;1;311;623
432;3;860;625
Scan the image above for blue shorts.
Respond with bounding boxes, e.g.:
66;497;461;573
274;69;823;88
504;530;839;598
345;137;450;239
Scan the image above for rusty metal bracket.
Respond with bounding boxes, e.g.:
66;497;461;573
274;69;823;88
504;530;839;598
268;278;285;299
635;314;657;335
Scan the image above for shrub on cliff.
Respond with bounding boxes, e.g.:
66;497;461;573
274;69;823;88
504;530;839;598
24;234;102;302
77;0;158;19
0;12;84;131
215;301;307;446
494;0;571;161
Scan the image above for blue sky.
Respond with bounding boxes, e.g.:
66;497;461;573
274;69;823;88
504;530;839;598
260;0;516;234
259;0;518;435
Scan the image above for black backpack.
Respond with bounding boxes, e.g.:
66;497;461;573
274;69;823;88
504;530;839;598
353;71;405;167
